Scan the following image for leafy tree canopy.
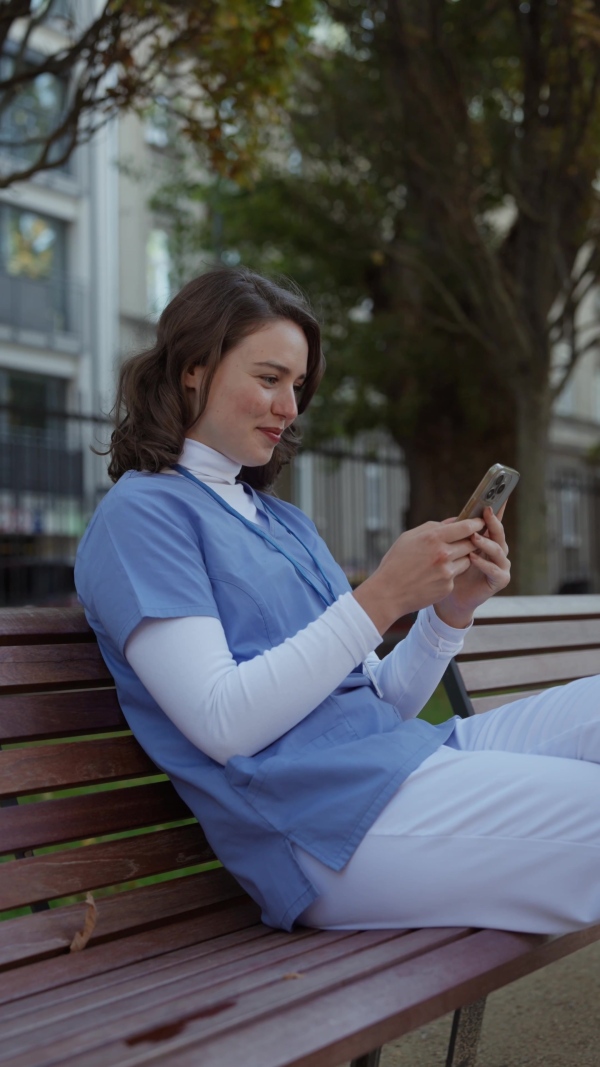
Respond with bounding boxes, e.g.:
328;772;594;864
155;0;600;591
0;0;316;187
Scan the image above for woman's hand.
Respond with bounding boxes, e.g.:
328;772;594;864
353;516;485;634
434;505;511;627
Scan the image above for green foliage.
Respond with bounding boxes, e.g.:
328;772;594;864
152;0;600;586
0;0;317;185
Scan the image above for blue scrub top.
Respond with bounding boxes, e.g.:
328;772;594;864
75;470;454;929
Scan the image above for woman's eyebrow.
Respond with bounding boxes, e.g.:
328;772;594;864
253;360;307;381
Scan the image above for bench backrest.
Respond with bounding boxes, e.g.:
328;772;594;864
447;595;600;717
0;608;255;980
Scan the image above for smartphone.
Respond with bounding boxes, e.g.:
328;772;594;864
456;464;520;522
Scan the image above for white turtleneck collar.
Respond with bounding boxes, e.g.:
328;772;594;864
179;437;241;485
174;438;264;527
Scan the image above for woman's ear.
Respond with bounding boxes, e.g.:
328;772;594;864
182;364;204;391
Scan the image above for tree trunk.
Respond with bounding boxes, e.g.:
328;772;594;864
513;385;551;594
398;410;519;592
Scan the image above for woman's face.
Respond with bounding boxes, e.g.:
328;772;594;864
184;319;309;467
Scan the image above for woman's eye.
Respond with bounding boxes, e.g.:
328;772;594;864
261;376;278;385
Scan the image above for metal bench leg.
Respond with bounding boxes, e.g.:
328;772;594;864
445;997;487;1067
350;1050;382;1067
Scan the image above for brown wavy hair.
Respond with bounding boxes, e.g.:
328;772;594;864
106;266;325;489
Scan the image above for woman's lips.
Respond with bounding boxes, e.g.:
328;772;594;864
258;429;282;443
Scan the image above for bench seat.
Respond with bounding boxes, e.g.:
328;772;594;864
1;599;600;1067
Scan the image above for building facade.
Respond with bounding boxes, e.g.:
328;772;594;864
0;0;117;605
1;7;599;603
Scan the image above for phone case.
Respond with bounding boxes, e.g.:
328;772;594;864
457;464;520;521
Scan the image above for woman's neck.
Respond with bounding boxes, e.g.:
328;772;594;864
179;438;241;485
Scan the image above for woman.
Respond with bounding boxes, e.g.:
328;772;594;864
75;266;600;935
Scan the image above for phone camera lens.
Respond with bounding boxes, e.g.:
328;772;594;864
497;482;506;495
485;488;496;500
493;475;504;486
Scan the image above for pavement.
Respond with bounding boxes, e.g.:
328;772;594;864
377;939;600;1067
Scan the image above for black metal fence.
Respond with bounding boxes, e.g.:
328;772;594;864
1;412;599;606
548;468;600;594
0;408;110;607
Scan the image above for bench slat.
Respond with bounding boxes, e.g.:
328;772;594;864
0;645;111;693
0;869;245;971
459;647;600;693
0;783;190;856
473;595;600;621
0;930;400;1052
162;926;600;1067
0;737;158;799
0;902;263;1008
0;690;126;743
1;926;301;1021
0;928;472;1067
461;618;600;657
0;824;212;910
470;690;544;715
0;609;93;643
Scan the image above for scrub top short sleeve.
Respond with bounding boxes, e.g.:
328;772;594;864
75;472;220;655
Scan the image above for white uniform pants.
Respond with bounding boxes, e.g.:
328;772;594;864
296;675;600;934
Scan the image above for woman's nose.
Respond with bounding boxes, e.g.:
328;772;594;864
273;387;298;421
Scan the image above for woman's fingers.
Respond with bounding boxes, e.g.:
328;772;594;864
469;549;511;590
471;531;508;566
480;507;508;554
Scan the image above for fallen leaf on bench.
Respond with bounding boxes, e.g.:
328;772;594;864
282;972;304;980
69;893;98;952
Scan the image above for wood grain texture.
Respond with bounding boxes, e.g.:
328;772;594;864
470;690;544;715
0;737;157;799
0;782;191;855
473;595;600;620
0;900;262;1007
0;930;395;1054
0;925;287;1018
0;825;213;910
0;928;473;1067
0;608;93;643
0;690;125;743
459;647;600;693
461;618;600;657
0;868;245;970
39;927;600;1067
0;644;112;694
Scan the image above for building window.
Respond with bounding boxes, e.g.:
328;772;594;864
144;99;171;149
0;206;68;332
559;484;582;549
146;229;172;318
0;47;69;171
2;207;65;280
0;370;67;443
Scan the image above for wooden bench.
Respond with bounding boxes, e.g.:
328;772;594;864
1;597;600;1067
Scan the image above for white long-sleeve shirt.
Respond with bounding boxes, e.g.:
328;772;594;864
125;439;468;765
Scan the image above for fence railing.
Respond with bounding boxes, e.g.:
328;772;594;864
0;408;111;607
0;414;598;606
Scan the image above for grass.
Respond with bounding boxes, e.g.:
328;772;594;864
419;683;454;725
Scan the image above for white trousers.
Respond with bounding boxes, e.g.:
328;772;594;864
296;675;600;934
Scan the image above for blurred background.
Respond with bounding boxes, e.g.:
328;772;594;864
1;0;600;607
